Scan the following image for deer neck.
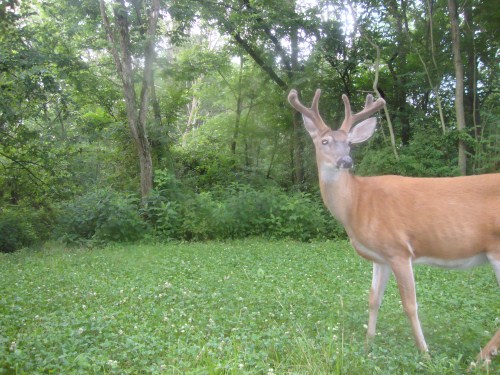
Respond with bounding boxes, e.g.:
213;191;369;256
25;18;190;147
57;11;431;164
318;166;357;227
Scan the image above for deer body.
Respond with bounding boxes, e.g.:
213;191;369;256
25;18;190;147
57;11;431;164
321;172;500;267
288;88;500;362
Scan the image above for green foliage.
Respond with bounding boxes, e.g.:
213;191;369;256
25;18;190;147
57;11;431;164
0;240;497;373
55;189;148;245
1;0;499;249
356;128;459;177
175;145;238;190
142;173;344;242
26;169;346;247
0;207;39;253
264;189;342;241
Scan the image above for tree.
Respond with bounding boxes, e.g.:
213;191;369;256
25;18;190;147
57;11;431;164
447;0;467;175
0;0;94;204
174;0;319;185
99;0;160;198
1;0;499;212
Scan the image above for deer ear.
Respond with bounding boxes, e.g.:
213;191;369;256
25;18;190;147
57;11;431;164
348;118;377;144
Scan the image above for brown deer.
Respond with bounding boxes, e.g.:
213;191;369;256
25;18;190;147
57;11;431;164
288;88;500;362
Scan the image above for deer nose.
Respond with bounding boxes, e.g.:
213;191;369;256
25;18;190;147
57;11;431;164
336;156;353;169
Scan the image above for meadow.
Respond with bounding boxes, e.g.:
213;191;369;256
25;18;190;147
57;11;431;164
0;239;498;374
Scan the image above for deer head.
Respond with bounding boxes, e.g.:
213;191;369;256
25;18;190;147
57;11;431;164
288;89;386;170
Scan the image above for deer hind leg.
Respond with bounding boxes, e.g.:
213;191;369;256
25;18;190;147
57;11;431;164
391;257;428;353
366;262;392;348
477;253;500;362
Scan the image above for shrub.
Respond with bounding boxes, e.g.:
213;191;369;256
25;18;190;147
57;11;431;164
142;182;345;242
141;191;183;240
144;190;224;241
180;192;223;240
267;192;338;241
55;189;148;245
0;208;38;252
218;183;278;238
356;128;458;177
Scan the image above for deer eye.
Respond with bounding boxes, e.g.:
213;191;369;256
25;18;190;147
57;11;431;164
321;139;328;145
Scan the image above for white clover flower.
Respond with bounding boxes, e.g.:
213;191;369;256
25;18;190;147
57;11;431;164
9;341;16;351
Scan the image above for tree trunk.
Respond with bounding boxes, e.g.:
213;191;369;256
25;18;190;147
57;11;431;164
291;110;304;184
231;55;244;155
387;0;410;146
463;4;481;137
185;94;199;142
447;0;467;175
421;0;446;134
290;22;304;185
99;0;159;199
243;97;254;168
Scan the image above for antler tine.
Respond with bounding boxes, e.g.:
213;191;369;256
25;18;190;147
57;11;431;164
340;94;386;133
288;89;323;121
340;94;353;132
311;88;321;114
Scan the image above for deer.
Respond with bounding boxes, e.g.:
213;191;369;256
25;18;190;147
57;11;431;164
288;88;500;363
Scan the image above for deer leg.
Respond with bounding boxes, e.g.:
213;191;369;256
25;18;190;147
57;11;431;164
478;329;500;363
477;254;500;362
486;253;500;286
367;262;392;346
391;257;428;353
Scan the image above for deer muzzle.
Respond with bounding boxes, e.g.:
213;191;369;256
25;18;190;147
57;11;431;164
336;155;353;169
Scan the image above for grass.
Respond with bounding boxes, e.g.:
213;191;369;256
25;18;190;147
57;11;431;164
0;239;498;374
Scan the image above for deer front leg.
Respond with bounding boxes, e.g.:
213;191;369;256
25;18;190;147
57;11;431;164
391;257;428;353
366;262;392;348
478;329;500;363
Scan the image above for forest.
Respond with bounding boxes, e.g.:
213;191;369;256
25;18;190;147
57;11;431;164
1;0;499;251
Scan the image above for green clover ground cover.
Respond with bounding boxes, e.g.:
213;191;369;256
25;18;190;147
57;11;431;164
0;239;498;374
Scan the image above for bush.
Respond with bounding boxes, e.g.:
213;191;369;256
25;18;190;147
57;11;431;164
141;192;183;240
0;208;38;252
267;191;340;241
53;179;345;245
143;189;224;241
356;128;459;177
221;184;279;238
55;189;148;245
142;180;345;242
